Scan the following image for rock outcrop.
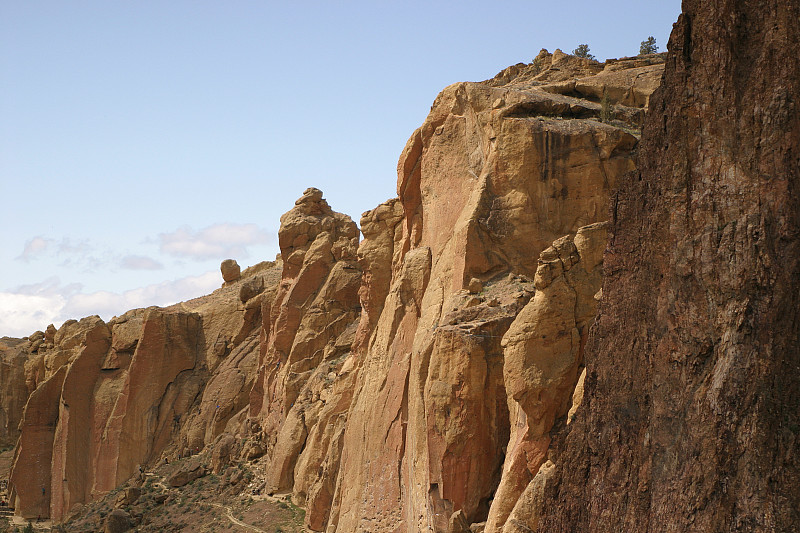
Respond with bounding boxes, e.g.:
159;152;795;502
7;261;283;521
324;52;653;533
533;1;800;532
220;259;241;284
0;337;30;448
484;224;606;533
4;50;665;529
246;187;362;529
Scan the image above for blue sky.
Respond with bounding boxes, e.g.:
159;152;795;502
0;1;681;337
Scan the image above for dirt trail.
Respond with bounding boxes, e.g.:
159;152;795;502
208;502;270;533
147;470;293;533
9;516;52;530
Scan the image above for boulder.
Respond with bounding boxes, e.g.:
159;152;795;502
167;457;206;487
220;259;241;283
104;509;131;533
114;487;140;508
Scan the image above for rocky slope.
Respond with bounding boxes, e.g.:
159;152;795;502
5;10;795;530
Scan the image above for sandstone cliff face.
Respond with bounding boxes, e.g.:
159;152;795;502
7;261;282;521
485;223;606;533
533;2;800;532
325;54;656;533
3;50;672;531
245;188;363;528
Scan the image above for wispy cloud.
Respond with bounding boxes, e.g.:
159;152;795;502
0;272;220;338
62;271;219;318
57;238;92;255
17;236;54;261
120;255;164;270
0;277;80;336
16;236;104;272
159;223;272;260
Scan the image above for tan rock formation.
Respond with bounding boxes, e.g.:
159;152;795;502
9;365;67;519
5;50;669;532
220;259;241;284
243;188;362;530
351;198;404;355
485;224;606;533
8;261;283;521
328;49;645;533
92;308;202;495
49;316;112;521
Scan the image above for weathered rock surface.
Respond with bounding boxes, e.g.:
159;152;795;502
326;50;650;533
0;337;30;447
7;262;282;521
104;508;131;533
166;457;206;487
4;48;677;532
220;259;241;284
246;188;362;529
484;223;606;533
114;486;140;508
535;1;800;532
9;364;67;519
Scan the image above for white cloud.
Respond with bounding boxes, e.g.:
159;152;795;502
120;255;164;270
17;236;54;261
0;271;220;338
12;277;82;297
62;271;219;318
0;293;67;337
159;223;272;260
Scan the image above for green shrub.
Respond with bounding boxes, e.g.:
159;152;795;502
639;36;658;55
572;44;596;60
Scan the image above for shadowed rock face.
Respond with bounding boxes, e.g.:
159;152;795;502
0;337;29;447
532;2;800;532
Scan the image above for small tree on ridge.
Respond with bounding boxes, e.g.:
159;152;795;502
572;44;596;60
640;36;658;55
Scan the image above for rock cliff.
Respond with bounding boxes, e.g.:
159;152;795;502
6;261;282;521
0;338;28;448
5;9;795;531
320;49;652;533
1;49;661;528
533;1;800;532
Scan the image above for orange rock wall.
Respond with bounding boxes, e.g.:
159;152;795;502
5;52;669;532
8;263;282;521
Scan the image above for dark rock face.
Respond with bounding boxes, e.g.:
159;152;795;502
538;1;800;532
